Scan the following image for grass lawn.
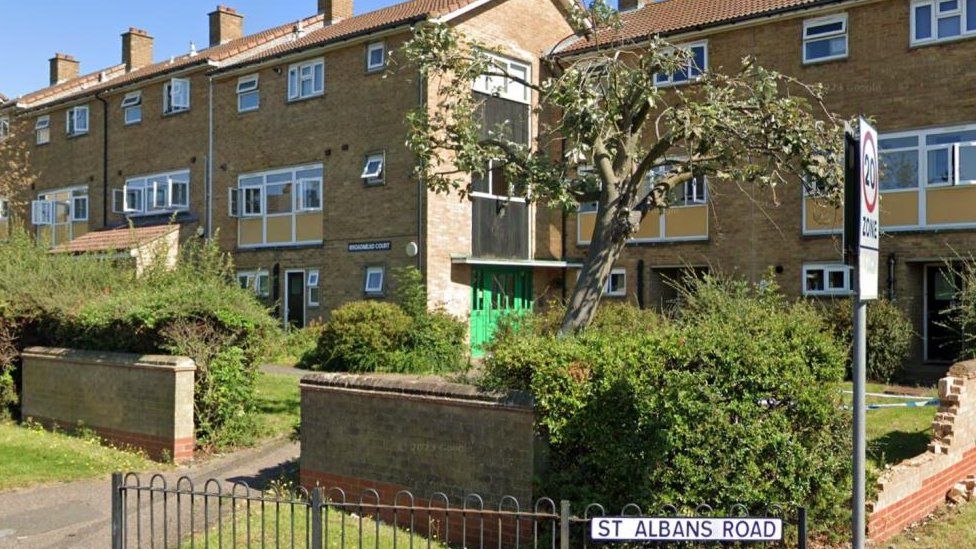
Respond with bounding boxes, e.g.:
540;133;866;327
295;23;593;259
886;501;976;547
254;372;301;441
0;421;154;491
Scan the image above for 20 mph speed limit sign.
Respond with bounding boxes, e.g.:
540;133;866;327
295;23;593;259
858;118;879;301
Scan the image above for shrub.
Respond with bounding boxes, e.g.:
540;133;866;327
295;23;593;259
484;276;850;531
820;298;915;383
313;301;413;372
0;320;19;419
950;260;976;362
193;346;257;448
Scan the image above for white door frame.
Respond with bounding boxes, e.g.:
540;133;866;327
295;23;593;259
283;269;306;329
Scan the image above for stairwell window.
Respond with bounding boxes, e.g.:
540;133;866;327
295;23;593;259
237;75;260;112
35;116;50;145
121;91;142;125
912;0;976;44
66;105;89;136
803;14;848;63
287;59;324;101
654;41;708;87
113;170;190;216
163;78;190;114
364;266;385;295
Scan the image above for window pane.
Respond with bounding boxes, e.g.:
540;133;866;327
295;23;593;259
880;136;919;149
369;46;384;67
690;46;706;75
805;37;846;60
313;63;324;92
938;14;961;37
959;145;976;181
296;168;322;180
916;5;933;39
927;148;952;184
302;181;322;209
806;21;844;36
239;91;259;111
926;129;976;145
244;188;262;214
171;178;189;207
880;150;919;189
266;183;293;214
805;270;825;292
828;270;846;290
968;0;976;29
940;0;959;11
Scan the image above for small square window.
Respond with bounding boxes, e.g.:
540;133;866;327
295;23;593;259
364;266;385;294
35;116;50;145
605;269;627;297
366;42;386;72
803;264;852;296
122;91;142;125
803;14;848;63
307;269;320;306
237;75;260;112
361;153;385;185
66;105;89;136
288;59;324;101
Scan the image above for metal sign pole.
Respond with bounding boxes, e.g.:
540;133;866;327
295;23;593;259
853;297;867;549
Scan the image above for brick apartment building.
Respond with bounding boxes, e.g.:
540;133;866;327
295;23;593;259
2;0;976;374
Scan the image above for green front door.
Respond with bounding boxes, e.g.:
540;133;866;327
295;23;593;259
470;267;533;357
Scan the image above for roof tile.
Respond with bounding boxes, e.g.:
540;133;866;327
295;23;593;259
51;224;178;254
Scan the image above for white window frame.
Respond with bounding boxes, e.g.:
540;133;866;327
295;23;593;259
238;270;271;298
470;159;527;202
31;199;54;226
0;117;8;140
35;115;50;145
366;42;387;72
911;0;976;45
605;268;627;297
237;74;260;112
296;178;323;212
472;52;532;105
307;269;320;306
234;164;325;248
114;169;191;216
802;263;853;296
121;91;142;125
654;41;708;87
361;152;386;185
71;190;88;222
31;186;88;227
163;78;190;114
66;105;89;136
287;58;325;101
802;13;849;64
364;266;385;294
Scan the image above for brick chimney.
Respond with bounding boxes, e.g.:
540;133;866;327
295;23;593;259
49;54;80;85
209;5;244;46
122;28;154;72
618;0;645;12
318;0;353;23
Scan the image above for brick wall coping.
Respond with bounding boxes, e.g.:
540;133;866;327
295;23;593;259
22;346;196;372
949;359;976;378
300;373;533;409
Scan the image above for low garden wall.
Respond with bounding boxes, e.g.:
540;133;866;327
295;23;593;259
869;360;976;541
300;373;536;544
20;346;196;462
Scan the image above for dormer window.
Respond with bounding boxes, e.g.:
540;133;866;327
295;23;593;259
163;78;190;114
66;105;89;136
121;91;142;125
35;116;50;145
654;41;708;87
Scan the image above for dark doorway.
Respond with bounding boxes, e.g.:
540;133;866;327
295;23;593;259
285;271;305;328
925;265;961;362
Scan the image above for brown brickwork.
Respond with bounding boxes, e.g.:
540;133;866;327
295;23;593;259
122;28;154;72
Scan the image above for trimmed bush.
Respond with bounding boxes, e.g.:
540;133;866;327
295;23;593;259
820;298;915;383
313;301;413;372
484;276;850;531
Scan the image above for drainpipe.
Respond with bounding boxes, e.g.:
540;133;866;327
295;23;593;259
96;92;109;228
887;253;896;301
206;75;214;239
416;69;426;274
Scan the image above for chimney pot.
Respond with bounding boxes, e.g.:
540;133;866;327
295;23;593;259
318;0;353;23
122;27;154;72
49;53;80;85
209;5;244;47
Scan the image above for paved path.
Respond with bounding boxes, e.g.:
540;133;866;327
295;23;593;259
0;439;300;548
260;363;307;378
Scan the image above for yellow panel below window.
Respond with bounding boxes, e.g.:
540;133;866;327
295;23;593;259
804;198;842;232
36;226;53;248
54;225;71;247
577;212;596;244
295;212;323;242
926;186;976;225
634;210;663;240
266;215;293;244
0;220;8;239
880;192;918;227
663;205;707;238
72;222;89;240
239;218;263;246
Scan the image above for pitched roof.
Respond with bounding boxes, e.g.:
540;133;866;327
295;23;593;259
51;224;178;254
6;0;485;111
558;0;840;54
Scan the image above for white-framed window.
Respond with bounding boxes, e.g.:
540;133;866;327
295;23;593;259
66;105;89;136
0;117;9;140
471;160;526;200
230;164;324;246
364;266;385;294
879;135;921;190
35;115;50;145
237;270;270;298
366;42;386;72
31;199;54;226
307;269;320;306
803;13;848;63
361;152;386;185
0;198;9;220
803;263;853;296
472;52;531;104
878;125;976;190
654;41;708;87
605;268;627;297
163;78;190;114
237;74;260;112
287;58;324;101
71;189;88;221
121;91;142;125
912;0;976;45
642;164;708;206
112;169;190;215
297;178;323;211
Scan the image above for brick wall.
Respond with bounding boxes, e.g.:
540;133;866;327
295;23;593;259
868;360;976;541
20;346;196;462
300;372;536;515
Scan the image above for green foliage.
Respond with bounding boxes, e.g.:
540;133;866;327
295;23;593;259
313;301;414;373
820;298;915;383
0;320;18;420
949;260;976;362
484;276;850;531
193;346;257;448
391;266;427;319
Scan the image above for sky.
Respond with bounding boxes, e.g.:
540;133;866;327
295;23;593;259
0;0;406;99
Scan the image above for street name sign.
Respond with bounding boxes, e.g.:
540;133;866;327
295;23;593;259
590;517;783;542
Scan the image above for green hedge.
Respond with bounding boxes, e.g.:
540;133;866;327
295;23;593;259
0;227;277;446
484;276;850;531
820;298;915;383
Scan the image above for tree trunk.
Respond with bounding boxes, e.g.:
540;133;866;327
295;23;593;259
559;202;631;335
